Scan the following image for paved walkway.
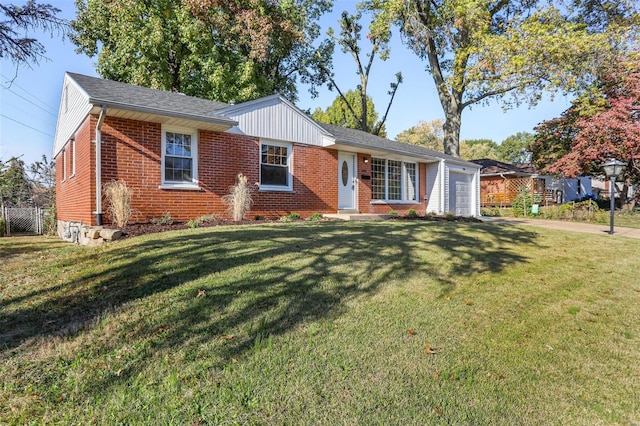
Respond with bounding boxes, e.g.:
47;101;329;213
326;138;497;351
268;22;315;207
486;217;640;239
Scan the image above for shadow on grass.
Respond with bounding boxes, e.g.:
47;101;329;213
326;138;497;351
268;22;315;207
0;221;538;390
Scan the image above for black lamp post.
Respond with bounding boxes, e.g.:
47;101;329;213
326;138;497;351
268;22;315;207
602;159;626;235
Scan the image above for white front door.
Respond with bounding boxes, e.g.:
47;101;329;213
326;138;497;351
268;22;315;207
338;152;356;210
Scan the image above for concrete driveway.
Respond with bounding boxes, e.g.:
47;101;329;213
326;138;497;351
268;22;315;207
485;217;640;239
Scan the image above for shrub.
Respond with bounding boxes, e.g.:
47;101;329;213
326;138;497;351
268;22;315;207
406;209;419;218
308;212;323;221
153;212;173;225
288;212;301;220
558;203;575;220
43;205;57;235
511;187;533;217
185;220;199;229
444;211;455;220
480;207;501;217
255;215;265;221
280;216;291;223
195;214;217;225
104;180;133;227
222;173;254;221
388;210;398;216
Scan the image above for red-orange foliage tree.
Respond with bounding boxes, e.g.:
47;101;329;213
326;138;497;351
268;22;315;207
532;57;640;207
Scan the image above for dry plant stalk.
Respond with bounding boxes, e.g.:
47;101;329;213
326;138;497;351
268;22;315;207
222;173;254;221
103;180;133;227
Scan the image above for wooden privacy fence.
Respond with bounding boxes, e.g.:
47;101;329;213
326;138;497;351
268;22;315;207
1;206;46;236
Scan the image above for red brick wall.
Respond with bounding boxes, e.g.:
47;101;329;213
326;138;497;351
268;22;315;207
64;115;340;225
56;116;95;225
57;114;432;226
356;154;428;215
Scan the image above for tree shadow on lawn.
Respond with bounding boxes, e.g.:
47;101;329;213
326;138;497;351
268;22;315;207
1;221;538;390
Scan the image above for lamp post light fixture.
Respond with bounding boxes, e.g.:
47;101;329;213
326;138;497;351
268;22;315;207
602;159;626;235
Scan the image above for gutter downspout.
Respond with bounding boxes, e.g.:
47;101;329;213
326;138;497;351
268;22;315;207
440;159;446;214
95;106;107;226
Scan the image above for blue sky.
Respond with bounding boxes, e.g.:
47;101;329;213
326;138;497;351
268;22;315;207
0;0;573;167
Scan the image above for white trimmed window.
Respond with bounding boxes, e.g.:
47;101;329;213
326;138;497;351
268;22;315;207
161;125;199;189
69;139;76;178
61;147;67;182
260;140;292;191
371;158;418;202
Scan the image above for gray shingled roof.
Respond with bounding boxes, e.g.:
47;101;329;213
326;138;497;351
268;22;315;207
319;123;478;166
470;159;538;175
68;72;231;120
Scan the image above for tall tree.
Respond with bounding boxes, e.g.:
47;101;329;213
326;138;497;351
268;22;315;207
312;10;402;136
71;0;330;103
367;0;638;157
312;90;387;137
28;155;55;207
0;157;32;206
499;132;534;164
395;119;444;151
0;2;68;70
532;56;640;208
460;139;500;161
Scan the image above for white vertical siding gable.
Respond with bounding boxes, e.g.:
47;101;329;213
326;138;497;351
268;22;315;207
53;73;92;158
221;95;329;146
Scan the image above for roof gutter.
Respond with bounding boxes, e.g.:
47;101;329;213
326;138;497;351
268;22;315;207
95;106;107;226
89;99;237;127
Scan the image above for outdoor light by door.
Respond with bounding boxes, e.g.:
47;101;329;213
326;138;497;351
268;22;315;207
602;159;626;235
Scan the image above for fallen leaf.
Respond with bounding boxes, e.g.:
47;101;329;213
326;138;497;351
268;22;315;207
196;289;206;298
407;329;416;336
465;299;473;306
231;357;238;363
219;335;235;340
424;345;438;355
434;407;442;415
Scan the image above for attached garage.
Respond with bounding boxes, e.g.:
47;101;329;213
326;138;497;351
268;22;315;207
426;160;480;217
445;164;479;216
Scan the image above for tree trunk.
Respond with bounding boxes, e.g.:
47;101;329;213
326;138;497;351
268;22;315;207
620;181;635;212
442;109;462;157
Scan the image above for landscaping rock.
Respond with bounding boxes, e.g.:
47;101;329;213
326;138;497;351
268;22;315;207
100;229;122;241
86;227;102;239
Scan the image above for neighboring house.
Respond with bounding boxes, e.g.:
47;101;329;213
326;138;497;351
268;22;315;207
53;72;480;239
471;159;592;207
591;177;636;200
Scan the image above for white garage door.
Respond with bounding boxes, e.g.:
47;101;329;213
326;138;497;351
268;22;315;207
449;172;472;216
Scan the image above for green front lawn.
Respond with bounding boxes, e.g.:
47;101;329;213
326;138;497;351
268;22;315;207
1;221;638;424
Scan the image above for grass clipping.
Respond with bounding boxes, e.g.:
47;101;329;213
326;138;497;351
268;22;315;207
104;180;133;227
222;173;254;221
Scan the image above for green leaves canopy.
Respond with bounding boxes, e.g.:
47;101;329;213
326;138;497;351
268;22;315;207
71;0;331;103
312;90;387;137
366;0;638;157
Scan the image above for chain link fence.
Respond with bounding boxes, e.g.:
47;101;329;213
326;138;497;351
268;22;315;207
1;206;47;236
